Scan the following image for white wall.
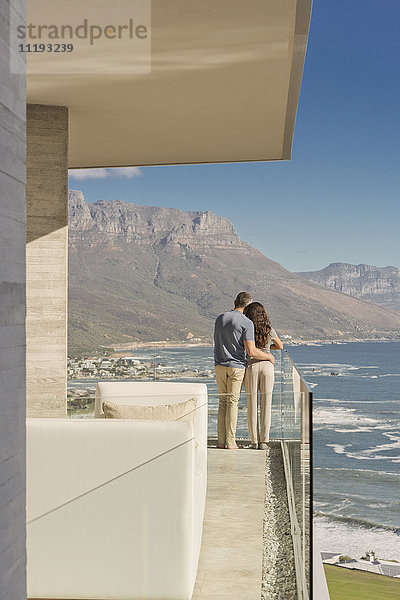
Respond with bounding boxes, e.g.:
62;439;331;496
0;1;27;598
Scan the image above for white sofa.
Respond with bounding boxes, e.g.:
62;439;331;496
26;382;208;600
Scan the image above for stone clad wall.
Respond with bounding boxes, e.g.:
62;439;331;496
26;104;68;417
0;1;27;598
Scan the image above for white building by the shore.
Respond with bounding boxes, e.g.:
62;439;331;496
322;552;400;578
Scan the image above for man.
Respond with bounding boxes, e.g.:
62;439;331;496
214;292;275;449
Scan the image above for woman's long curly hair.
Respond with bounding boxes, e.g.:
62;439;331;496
244;302;272;349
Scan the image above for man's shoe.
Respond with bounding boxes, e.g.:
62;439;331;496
259;443;267;450
251;443;258;449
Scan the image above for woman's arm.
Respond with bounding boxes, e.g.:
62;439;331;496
270;335;283;350
244;340;275;364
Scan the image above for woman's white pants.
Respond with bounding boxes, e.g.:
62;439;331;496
244;360;274;444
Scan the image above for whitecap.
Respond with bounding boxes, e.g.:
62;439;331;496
333;427;379;433
338;434;400;464
380;373;400;377
320;398;398;404
314;467;400;477
314;515;400;562
326;443;350;455
313;406;379;427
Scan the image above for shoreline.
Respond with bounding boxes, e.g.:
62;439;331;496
102;337;399;353
315;514;400;567
106;340;213;352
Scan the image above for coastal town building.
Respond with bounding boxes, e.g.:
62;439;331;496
322;552;400;579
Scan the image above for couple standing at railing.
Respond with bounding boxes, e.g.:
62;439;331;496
214;291;283;449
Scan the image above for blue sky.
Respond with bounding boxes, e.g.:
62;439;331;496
68;0;400;272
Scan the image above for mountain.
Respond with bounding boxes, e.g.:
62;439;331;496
68;191;400;352
297;263;400;312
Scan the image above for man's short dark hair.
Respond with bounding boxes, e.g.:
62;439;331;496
234;292;252;308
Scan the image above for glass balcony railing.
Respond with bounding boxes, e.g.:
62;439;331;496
279;351;312;600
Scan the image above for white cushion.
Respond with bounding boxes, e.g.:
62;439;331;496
102;397;197;421
95;381;208;452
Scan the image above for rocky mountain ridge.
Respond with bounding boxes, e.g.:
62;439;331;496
297;262;400;312
68;191;400;352
69;190;248;252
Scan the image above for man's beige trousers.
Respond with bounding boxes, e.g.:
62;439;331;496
244;360;274;444
215;365;245;447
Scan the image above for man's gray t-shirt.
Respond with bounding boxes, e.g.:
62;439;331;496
214;310;255;368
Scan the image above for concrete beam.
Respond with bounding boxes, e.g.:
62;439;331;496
26;104;68;417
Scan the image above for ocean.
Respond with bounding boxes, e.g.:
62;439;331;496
289;341;400;561
68;340;400;560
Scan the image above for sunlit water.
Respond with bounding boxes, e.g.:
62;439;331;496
289;341;400;560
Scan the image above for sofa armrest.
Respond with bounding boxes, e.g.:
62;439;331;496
27;418;196;600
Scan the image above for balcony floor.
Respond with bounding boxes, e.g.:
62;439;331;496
193;448;266;600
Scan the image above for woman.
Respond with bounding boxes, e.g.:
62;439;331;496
243;302;283;449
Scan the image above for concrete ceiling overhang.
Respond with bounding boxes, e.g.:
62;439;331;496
26;0;312;168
